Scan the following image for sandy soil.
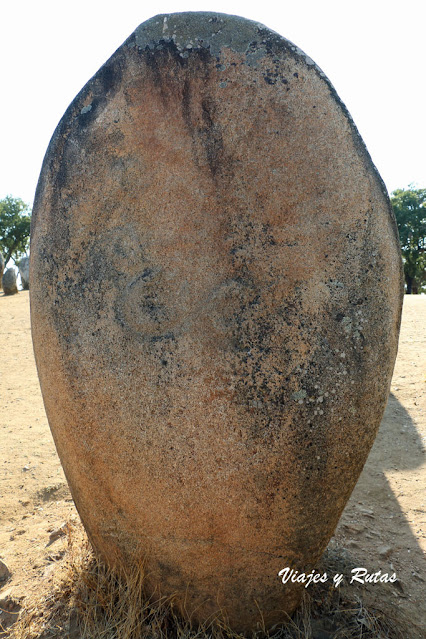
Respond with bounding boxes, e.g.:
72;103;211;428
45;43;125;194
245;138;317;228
0;291;425;637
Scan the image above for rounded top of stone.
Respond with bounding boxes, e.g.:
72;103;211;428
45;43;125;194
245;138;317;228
131;11;317;67
3;267;16;281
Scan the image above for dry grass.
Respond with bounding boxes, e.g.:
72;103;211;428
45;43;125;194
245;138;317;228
8;523;410;639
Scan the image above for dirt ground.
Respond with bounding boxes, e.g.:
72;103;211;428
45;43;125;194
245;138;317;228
0;291;425;637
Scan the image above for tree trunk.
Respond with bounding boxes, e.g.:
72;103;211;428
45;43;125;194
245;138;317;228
4;248;14;268
405;274;413;294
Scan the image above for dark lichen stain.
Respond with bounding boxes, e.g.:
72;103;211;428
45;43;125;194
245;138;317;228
77;58;123;130
183;84;228;181
143;39;212;77
99;61;121;95
199;96;224;176
140;40;230;182
78;98;99;127
223;220;307;432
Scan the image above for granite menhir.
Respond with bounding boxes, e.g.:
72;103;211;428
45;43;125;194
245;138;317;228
19;256;30;290
30;12;403;631
3;268;18;296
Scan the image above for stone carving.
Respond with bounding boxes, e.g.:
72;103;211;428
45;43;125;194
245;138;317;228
30;12;403;631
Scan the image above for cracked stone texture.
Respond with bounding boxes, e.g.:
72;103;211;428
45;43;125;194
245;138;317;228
30;12;403;631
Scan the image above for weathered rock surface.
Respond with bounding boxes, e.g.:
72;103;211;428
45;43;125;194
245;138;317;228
30;12;403;631
18;257;30;290
0;252;4;289
2;268;18;295
0;558;11;582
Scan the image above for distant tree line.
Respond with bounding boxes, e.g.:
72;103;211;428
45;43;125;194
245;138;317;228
0;196;31;267
391;187;426;294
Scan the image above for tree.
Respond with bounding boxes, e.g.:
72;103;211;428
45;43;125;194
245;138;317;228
391;187;426;294
0;196;31;267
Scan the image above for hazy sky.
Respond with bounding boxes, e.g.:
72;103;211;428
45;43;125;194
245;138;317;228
1;0;424;206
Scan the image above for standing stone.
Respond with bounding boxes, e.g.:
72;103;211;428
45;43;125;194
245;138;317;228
18;256;30;290
30;12;403;631
2;268;18;296
0;252;4;289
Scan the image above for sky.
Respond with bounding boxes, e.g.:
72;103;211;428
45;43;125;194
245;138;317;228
1;0;425;207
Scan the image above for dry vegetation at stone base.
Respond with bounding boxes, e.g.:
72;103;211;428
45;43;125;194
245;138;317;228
0;292;425;638
7;523;409;639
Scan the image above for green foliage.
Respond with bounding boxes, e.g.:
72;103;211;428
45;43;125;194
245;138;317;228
0;195;31;267
391;186;426;294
